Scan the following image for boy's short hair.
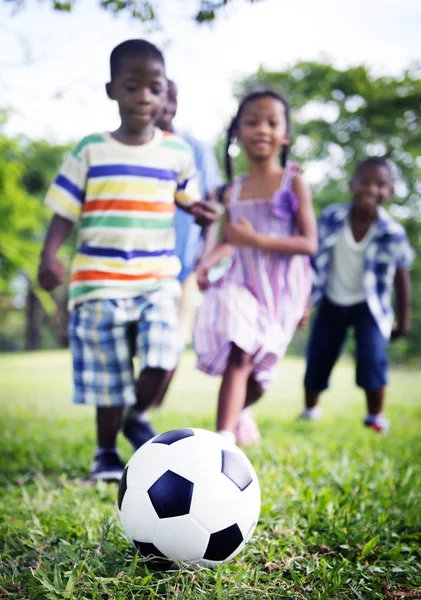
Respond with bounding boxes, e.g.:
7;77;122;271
354;157;392;177
110;39;165;80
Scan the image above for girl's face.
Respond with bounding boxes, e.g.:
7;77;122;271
350;165;393;210
237;97;289;161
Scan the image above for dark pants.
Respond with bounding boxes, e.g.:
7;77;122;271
304;297;388;392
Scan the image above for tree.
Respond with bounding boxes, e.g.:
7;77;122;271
0;112;70;350
224;62;421;358
4;0;264;23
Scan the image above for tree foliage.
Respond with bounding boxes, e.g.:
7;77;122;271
225;62;421;357
4;0;264;23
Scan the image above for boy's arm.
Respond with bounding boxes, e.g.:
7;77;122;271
391;266;411;340
38;214;74;291
175;198;221;226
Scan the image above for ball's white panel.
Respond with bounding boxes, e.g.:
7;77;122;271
167;431;223;483
126;443;170;490
119;487;159;543
153;515;210;562
236;479;261;541
190;472;243;533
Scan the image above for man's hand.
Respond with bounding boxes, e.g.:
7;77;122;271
225;217;258;247
38;256;66;291
191;200;221;227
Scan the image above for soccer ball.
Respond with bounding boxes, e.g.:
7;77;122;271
117;428;261;567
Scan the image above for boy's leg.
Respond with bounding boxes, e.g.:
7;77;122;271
69;300;136;481
97;406;124;448
123;287;182;450
302;298;349;418
353;303;389;432
141;274;194;409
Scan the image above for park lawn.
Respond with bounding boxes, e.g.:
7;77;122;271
0;350;420;600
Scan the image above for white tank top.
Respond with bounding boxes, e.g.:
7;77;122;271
325;217;377;306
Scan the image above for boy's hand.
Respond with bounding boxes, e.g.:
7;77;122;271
390;324;410;342
191;200;220;226
38;256;66;291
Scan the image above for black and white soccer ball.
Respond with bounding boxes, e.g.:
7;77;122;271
118;428;261;567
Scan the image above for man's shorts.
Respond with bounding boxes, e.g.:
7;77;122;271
69;287;181;406
304;297;388;392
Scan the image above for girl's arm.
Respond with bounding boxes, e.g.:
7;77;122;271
225;174;318;256
196;242;232;290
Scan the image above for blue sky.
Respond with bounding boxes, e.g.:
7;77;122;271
1;0;420;144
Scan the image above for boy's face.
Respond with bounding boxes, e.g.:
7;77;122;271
156;81;178;131
107;56;167;135
350;165;393;210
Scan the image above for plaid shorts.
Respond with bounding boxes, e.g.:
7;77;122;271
69;287;181;406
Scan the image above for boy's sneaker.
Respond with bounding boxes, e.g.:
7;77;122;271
299;406;322;421
363;414;390;433
123;418;157;450
89;450;125;482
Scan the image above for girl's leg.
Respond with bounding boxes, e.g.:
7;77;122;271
235;376;264;446
217;344;254;433
245;376;264;407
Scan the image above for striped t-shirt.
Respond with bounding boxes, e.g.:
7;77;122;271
45;128;200;309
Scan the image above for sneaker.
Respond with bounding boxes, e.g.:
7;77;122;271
123;418;157;450
89;450;125;482
364;414;390;433
234;408;261;446
299;406;322;420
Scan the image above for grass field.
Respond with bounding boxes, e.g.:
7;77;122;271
1;350;420;599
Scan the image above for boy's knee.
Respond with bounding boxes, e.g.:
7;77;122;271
228;344;253;370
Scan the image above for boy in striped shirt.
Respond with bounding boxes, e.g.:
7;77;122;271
38;39;218;481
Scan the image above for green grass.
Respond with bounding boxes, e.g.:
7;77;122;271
1;350;420;599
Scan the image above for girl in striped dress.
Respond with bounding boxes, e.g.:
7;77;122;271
194;89;317;445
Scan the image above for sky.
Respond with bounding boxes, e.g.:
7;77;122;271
0;0;420;145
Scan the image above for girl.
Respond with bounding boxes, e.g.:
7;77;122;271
194;88;317;445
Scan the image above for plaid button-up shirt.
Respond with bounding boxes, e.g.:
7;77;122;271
311;203;413;339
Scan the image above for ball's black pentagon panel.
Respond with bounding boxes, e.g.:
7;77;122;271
148;470;194;518
152;429;195;445
203;523;244;561
221;449;253;491
133;540;167;558
117;466;128;510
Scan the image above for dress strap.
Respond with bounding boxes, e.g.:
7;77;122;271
229;175;245;205
280;161;300;191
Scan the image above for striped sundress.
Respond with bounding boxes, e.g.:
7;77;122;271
194;162;311;389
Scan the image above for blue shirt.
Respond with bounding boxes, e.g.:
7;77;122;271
311;203;413;338
174;131;223;283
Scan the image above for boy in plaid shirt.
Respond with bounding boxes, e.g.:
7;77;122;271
301;157;412;432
